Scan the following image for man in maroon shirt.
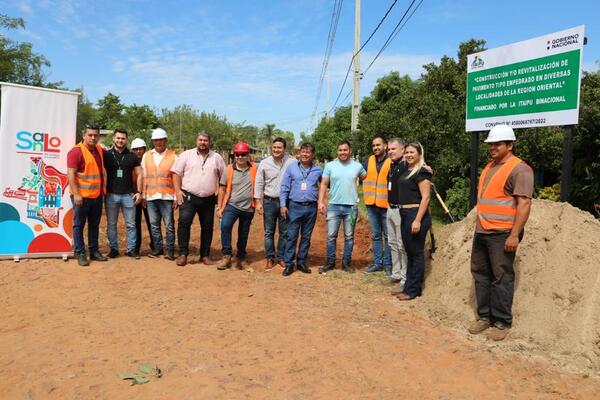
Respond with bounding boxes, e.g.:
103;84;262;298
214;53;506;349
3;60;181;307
67;125;108;266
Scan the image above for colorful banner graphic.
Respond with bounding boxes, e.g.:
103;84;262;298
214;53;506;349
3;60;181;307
0;83;79;258
466;25;584;131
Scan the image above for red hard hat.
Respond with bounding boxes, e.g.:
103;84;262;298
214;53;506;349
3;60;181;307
233;142;250;153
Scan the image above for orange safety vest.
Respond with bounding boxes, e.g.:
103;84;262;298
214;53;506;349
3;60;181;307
363;155;390;208
145;149;176;196
476;155;522;230
73;143;106;199
223;163;257;208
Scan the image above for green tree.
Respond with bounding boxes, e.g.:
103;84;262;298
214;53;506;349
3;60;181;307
96;92;125;130
122;104;159;143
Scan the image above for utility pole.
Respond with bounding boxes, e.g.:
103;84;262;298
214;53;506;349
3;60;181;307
350;0;361;132
179;108;183;149
326;75;331;121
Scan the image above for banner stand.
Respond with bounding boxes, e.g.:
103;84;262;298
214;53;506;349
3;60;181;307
0;82;79;262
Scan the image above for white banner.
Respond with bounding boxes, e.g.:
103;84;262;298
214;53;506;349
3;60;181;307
0;83;79;258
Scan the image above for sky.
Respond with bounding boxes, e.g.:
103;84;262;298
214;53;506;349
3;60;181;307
1;0;598;136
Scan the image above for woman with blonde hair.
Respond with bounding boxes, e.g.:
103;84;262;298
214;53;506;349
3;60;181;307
395;141;432;300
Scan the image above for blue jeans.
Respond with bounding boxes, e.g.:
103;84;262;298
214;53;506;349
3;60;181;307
400;208;432;298
105;193;137;253
220;204;254;260
263;198;287;261
326;204;357;262
284;201;317;267
366;205;392;270
146;199;175;253
71;195;103;254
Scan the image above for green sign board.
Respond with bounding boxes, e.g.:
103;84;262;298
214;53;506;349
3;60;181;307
466;26;584;131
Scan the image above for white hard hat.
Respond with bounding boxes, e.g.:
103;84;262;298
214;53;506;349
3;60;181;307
151;128;168;140
131;138;147;149
485;124;516;142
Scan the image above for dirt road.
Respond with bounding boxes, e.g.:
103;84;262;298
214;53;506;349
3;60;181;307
1;213;598;399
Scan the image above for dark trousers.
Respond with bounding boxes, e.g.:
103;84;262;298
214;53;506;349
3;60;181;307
220;203;254;260
284;201;318;267
400;208;431;298
263;198;287;261
177;192;216;257
71;195;103;254
471;231;519;325
135;203;155;253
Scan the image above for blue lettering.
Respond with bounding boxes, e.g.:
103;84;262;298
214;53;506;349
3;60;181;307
16;131;32;150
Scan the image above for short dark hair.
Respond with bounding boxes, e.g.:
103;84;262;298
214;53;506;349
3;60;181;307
113;128;128;136
197;131;211;141
300;142;315;153
272;137;287;149
84;124;100;132
337;139;351;149
372;135;387;144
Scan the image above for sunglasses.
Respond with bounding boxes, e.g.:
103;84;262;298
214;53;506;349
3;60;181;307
234;153;249;157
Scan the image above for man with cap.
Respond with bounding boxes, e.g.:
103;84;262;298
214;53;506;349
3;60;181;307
172;131;226;267
104;129;143;259
468;124;533;341
141;128;177;260
131;137;155;255
215;142;256;270
66;124;108;266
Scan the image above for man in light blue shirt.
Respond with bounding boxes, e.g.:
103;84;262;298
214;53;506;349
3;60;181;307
279;142;323;276
318;140;367;273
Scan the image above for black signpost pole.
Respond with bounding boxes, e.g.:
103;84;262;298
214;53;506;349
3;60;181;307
469;131;480;209
560;125;574;202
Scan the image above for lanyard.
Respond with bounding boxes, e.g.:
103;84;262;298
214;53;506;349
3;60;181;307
298;162;313;181
197;150;210;170
112;148;125;169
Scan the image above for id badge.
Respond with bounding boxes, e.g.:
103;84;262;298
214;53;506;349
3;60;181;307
301;181;307;191
117;169;124;178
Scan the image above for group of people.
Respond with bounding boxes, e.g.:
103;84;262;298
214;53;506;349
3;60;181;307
67;123;533;341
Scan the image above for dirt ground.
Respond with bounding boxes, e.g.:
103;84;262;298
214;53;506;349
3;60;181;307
1;209;600;399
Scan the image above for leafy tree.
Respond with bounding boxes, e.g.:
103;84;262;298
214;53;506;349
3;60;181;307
122;104;159;143
96;92;124;130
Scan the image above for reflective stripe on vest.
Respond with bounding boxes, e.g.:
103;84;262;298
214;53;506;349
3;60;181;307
144;149;176;196
74;143;106;199
363;155;390;208
476;155;522;230
223;163;257;208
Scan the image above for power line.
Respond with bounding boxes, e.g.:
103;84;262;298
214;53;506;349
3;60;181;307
328;0;400;116
310;0;344;132
363;0;423;75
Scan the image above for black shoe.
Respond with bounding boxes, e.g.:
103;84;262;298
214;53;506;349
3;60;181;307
90;251;108;261
77;253;90;267
364;263;383;273
165;250;175;261
149;249;163;258
126;251;140;259
341;260;355;273
282;265;295;276
108;248;119;258
297;264;311;274
318;259;335;274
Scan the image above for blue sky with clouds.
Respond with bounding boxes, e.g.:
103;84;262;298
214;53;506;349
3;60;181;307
1;0;598;135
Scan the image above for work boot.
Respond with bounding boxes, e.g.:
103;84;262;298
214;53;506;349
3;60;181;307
468;319;491;334
90;251;108;261
364;263;383;274
217;255;232;270
487;321;510;341
200;256;216;266
341;259;355;273
77;253;90;267
318;259;336;274
108;248;119;258
236;258;248;270
176;255;187;266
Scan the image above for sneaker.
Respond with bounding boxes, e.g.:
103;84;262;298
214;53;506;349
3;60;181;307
364;263;383;273
487;321;511;341
468;319;491;334
126;251;140;260
108;248;119;258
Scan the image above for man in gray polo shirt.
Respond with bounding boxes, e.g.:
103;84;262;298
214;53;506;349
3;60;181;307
216;142;257;270
254;137;295;271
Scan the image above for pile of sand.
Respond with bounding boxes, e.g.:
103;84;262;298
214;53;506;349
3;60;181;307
418;199;600;374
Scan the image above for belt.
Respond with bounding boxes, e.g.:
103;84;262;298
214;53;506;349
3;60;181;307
389;203;420;209
263;195;279;201
290;200;316;206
